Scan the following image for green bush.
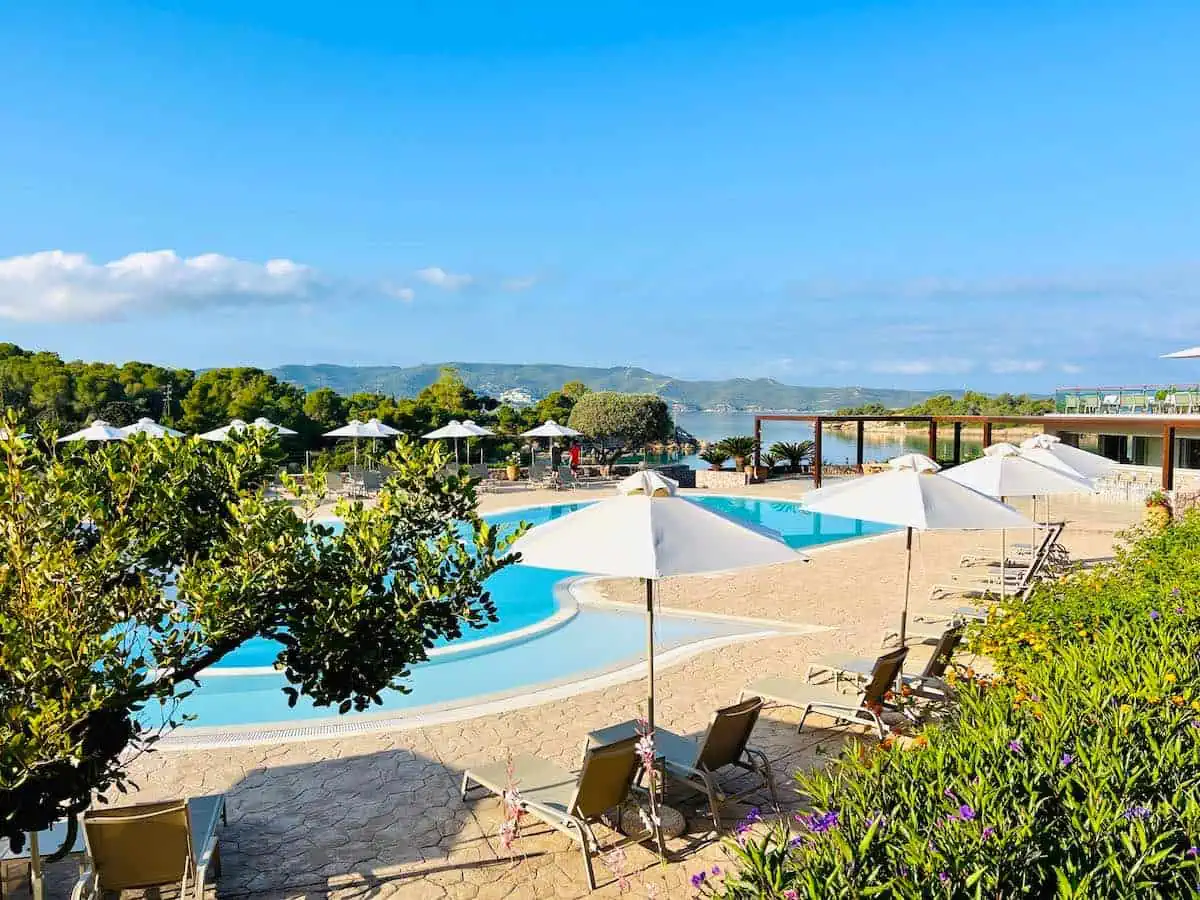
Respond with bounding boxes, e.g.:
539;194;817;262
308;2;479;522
706;515;1200;898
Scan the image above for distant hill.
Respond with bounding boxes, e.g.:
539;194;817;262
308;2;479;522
269;362;946;412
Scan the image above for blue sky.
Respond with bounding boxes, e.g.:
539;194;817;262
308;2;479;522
1;1;1198;392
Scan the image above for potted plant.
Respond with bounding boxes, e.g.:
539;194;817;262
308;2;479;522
1145;490;1172;530
505;452;521;482
699;447;730;471
754;452;778;481
770;440;815;473
718;435;759;472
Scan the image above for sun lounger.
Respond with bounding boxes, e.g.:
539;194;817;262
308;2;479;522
72;795;226;900
740;646;908;739
959;522;1066;568
461;737;641;891
654;697;777;830
810;626;963;701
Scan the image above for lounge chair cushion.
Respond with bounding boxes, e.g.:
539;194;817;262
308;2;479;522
654;730;703;769
745;675;862;707
463;754;578;820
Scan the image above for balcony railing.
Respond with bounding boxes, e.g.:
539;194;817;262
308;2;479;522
1055;384;1200;415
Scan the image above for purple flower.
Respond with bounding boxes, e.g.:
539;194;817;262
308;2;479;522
1177;607;1185;615
1123;805;1152;821
710;866;721;876
1187;847;1199;858
1193;720;1200;730
691;871;707;887
982;826;996;841
1008;739;1023;754
939;871;950;883
800;810;840;833
957;804;976;821
944;786;957;799
1172;587;1182;597
789;834;806;848
1150;610;1161;621
736;807;761;836
1061;753;1075;767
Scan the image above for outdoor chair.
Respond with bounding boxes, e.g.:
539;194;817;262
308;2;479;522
740;646;908;739
324;471;352;499
71;796;226;900
810;625;963;701
555;465;582;490
654;697;777;831
932;525;1062;603
461;736;641;891
958;523;1066;569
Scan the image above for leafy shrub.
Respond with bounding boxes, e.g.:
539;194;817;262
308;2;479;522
718;435;759;461
700;447;731;470
707;515;1200;898
770;441;814;472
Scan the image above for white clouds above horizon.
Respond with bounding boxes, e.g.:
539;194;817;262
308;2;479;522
415;266;474;291
870;357;974;376
0;249;325;321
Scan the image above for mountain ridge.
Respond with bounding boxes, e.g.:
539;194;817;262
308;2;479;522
269;361;951;412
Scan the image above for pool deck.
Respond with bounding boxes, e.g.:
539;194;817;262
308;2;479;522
25;481;1140;900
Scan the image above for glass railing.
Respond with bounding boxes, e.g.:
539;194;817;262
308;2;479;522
1055;385;1200;414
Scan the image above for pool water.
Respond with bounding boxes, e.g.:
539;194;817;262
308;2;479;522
168;496;891;730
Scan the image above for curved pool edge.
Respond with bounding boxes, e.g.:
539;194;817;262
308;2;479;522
154;585;826;751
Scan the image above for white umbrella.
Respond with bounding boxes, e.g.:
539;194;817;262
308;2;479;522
461;420;494;464
1162;346;1200;359
522;419;582;472
57;420;126;443
324;420;374;465
510;470;804;734
423;420;477;465
199;417;296;441
804;455;1032;646
941;443;1094;599
120;417;185;438
1018;434;1117;480
364;417;400;437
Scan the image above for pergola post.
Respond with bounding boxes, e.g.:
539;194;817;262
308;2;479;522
952;422;963;466
855;420;865;473
927;419;938;462
753;416;762;470
1162;425;1176;491
813;417;823;488
982;421;993;448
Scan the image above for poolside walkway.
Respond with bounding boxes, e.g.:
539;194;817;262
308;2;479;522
26;483;1139;900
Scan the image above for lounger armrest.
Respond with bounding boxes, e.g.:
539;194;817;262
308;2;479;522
197;832;220;874
70;865;96;900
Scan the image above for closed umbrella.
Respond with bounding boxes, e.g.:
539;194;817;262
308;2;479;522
120;417;185;438
509;470;804;735
57;420;126;442
422;420;477;465
522;419;582;473
941;443;1093;598
804;454;1032;647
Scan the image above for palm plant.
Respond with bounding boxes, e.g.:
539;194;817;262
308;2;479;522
770;440;815;473
699;447;731;470
717;435;759;468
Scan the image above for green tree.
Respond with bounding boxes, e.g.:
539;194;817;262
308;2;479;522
0;424;522;847
567;392;672;468
303;387;348;432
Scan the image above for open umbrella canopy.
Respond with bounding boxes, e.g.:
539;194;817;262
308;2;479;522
324;419;376;438
941;443;1094;499
57;420;127;443
805;466;1032;531
364;417;400;437
1018;434;1116;480
120;417;185;438
461;419;494;436
521;419;582;438
423;420;478;440
1162;346;1200;359
511;469;804;579
199;417;296;441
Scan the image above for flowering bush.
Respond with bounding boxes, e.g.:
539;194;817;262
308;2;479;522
706;513;1200;897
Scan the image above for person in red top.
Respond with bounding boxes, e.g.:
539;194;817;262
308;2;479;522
569;443;581;470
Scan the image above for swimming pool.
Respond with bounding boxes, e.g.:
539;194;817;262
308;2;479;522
163;496;891;737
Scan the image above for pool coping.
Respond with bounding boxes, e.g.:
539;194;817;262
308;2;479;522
154;577;828;751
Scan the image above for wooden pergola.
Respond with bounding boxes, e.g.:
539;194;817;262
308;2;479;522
752;413;1200;490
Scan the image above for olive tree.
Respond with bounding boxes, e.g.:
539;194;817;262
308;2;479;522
0;419;522;849
566;392;672;468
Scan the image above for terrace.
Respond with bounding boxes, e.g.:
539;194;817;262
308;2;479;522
1054;384;1200;415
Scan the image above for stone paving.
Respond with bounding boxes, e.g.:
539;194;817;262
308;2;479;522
25;486;1139;900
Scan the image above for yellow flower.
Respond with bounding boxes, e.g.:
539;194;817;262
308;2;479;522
1147;695;1162;705
1165;674;1177;684
1119;704;1132;714
1171;696;1186;707
1191;700;1200;712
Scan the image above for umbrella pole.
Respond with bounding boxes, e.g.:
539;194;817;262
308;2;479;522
646;578;656;736
900;526;912;647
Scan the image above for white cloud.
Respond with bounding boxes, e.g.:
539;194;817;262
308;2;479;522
501;275;539;292
383;283;415;302
0;249;323;322
990;359;1046;374
415;266;474;291
869;358;974;376
1060;362;1084;374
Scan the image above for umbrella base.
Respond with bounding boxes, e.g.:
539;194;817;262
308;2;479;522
615;803;687;840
